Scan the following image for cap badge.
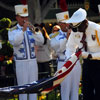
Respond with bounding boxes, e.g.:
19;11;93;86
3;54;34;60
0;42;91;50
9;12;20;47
75;34;80;38
91;35;96;41
23;8;28;13
64;14;69;20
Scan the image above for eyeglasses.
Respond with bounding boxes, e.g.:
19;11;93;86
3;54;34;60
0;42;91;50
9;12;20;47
69;22;82;32
72;27;78;32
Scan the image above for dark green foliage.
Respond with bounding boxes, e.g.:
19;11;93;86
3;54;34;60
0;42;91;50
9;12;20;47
0;28;9;40
0;18;11;29
0;41;13;58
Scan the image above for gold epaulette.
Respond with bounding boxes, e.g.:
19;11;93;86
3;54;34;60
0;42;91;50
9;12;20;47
9;26;18;31
50;32;59;39
95;30;100;46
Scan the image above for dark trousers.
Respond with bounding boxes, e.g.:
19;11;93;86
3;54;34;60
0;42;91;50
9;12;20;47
82;59;100;100
37;61;52;79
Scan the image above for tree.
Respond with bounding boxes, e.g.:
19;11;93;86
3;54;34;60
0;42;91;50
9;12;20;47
0;0;57;24
27;0;57;24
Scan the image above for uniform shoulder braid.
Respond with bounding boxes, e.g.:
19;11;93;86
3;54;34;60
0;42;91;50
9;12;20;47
9;26;18;32
95;29;100;46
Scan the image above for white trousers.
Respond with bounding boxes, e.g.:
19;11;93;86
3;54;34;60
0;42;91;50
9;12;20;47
15;59;38;100
57;60;81;100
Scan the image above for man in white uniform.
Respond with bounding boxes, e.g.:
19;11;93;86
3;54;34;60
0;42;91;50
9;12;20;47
8;5;44;100
62;8;100;100
50;11;81;100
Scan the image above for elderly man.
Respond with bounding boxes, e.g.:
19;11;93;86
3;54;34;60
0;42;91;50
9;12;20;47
8;4;44;100
62;8;100;100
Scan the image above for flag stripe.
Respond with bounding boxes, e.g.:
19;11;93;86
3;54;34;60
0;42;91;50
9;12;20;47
0;49;82;96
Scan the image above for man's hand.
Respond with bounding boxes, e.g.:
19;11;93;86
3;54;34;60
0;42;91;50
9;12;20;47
87;54;92;59
82;51;89;59
23;21;30;32
82;51;92;59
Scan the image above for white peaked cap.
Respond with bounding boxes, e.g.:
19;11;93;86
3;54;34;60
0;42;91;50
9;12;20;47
14;5;28;17
62;8;87;23
56;11;69;22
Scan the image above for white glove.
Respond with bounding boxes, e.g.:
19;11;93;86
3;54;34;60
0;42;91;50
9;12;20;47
82;51;89;59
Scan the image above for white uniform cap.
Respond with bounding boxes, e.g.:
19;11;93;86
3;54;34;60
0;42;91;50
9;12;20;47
98;4;100;13
14;5;28;17
62;8;87;23
56;11;69;22
53;25;61;29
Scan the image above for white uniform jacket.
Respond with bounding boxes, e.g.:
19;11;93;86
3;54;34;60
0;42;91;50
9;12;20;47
8;24;44;60
66;21;100;60
50;29;67;61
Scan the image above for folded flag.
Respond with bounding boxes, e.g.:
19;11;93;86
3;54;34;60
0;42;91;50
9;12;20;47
0;49;82;97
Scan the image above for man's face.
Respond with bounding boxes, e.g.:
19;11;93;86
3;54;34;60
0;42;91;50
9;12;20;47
16;15;28;26
69;23;81;32
52;25;60;33
69;20;88;32
58;22;69;32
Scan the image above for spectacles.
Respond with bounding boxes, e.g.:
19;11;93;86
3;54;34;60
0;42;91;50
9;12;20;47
69;22;82;32
72;27;78;32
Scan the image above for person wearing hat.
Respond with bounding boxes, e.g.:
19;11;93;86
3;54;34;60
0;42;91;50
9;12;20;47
8;4;44;100
51;11;81;100
62;8;100;100
50;11;80;100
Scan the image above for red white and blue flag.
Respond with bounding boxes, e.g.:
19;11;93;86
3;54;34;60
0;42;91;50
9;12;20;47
0;49;82;97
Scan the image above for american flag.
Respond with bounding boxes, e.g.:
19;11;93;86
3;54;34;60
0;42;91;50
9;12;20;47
0;49;82;97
